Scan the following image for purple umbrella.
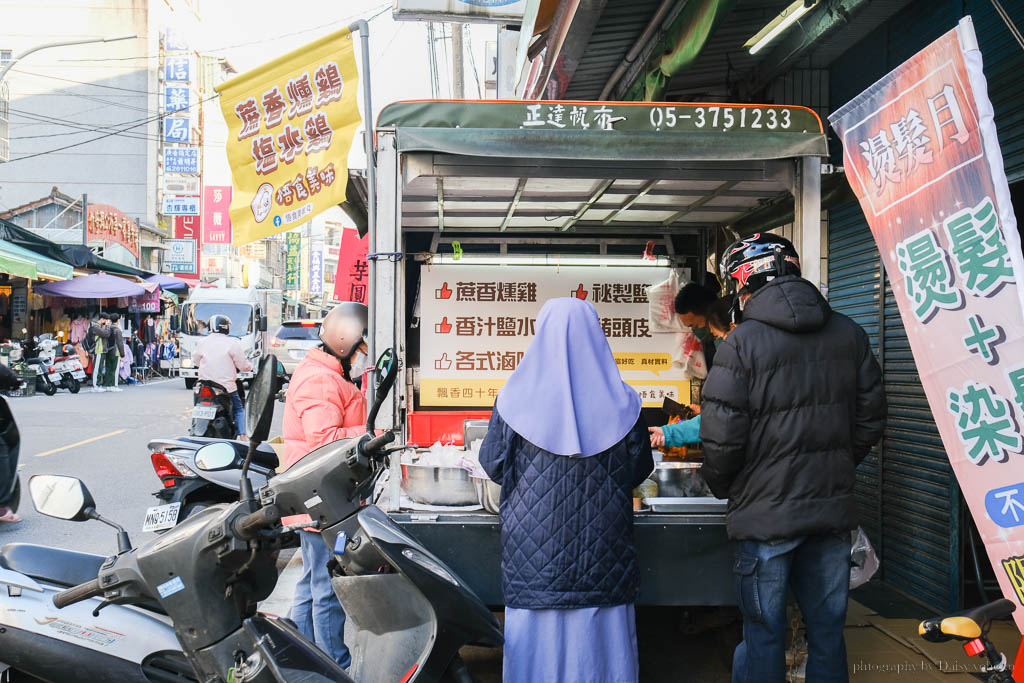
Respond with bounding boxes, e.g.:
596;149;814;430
35;272;146;299
145;273;190;290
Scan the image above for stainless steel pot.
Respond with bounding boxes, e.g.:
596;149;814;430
400;463;478;505
472;476;501;514
651;462;712;498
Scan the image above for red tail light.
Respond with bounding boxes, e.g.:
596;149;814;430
964;638;986;657
198;384;215;399
270;336;282;347
151;452;182;487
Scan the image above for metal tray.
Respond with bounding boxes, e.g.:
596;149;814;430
643;496;727;514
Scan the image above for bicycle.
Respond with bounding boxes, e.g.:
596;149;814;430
919;597;1016;681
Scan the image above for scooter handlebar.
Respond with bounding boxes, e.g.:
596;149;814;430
234;505;281;540
361;431;395;458
53;578;103;609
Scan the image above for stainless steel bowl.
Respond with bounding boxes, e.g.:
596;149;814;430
472;476;501;514
651;462;712;498
400;464;478;505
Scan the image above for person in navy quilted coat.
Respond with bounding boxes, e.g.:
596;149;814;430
480;297;653;683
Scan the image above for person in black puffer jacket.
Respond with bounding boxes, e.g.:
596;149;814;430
699;233;885;683
480;298;653;683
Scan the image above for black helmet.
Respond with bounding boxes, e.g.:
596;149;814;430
208;314;231;335
720;233;801;294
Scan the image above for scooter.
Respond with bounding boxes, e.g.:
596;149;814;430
29;351;502;682
36;335;86;394
8;342;57;396
190;380;238;438
0;392;193;682
145;436;276;533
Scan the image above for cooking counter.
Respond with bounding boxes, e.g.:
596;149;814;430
391;510;735;607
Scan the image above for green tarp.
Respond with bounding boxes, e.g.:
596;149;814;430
0;245;38;280
378;100;828;161
0;240;73;280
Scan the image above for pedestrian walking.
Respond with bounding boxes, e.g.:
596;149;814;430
106;313;127;392
281;302;371;669
699;233;886;683
85;314;112;392
479;297;653;683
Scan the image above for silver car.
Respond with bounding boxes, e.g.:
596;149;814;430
271;320;322;374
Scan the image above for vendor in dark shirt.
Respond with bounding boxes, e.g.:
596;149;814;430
674;279;720;368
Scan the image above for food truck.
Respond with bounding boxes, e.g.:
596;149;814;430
359;100;828;606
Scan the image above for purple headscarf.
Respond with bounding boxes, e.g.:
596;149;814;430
495;297;642;457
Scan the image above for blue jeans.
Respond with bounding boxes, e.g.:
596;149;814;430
228;391;244;437
732;534;851;683
291;530;350;668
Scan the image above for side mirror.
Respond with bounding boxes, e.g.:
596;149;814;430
259;317;268;332
245;354;277;443
195;442;240;471
365;348;398;433
29;474;94;521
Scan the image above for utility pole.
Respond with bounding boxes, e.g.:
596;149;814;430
81;193;88;246
0;35;135;83
452;23;465;99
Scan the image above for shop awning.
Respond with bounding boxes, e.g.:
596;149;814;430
35;272;146;299
0;244;39;280
0;218;153;279
0;240;73;281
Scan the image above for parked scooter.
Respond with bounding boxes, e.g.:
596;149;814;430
145;436;276;533
0;390;193;682
30;352;502;682
8;341;57;396
36;335;86;394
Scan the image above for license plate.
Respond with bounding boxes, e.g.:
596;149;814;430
72;371;86;380
142;503;180;531
192;405;217;420
290;349;307;359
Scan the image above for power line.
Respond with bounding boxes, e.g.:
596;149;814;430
9;68;161;95
4;92;220;164
52;3;392;63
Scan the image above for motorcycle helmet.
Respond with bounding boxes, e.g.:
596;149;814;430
209;314;231;335
720;232;801;295
319;302;368;359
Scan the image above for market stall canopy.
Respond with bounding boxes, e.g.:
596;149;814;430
0;240;73;281
35;272;146;299
145;273;190;290
0;218;153;279
375;100;828;234
377;100;827;162
0;243;40;280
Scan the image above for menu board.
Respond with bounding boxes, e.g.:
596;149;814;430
419;265;688;407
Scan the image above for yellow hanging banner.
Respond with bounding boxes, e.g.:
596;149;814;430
216;28;361;246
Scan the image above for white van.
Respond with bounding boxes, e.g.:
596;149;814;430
177;287;282;389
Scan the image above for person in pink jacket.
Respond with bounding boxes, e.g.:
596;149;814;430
281;301;371;668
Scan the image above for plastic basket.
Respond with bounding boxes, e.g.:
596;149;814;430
407;410;492;447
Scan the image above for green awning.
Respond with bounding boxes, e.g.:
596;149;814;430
0;244;38;280
378;100;829;161
0;240;73;280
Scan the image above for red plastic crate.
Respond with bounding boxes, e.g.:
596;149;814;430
407;410;492;447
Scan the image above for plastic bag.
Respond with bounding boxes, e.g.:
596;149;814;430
647;272;707;380
849;526;880;590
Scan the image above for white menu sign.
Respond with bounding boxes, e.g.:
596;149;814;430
419;265;688;407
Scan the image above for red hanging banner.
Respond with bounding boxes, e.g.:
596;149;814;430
332;228;368;304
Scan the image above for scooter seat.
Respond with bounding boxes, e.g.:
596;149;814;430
0;542;106;589
0;543;169;616
23;358;43;365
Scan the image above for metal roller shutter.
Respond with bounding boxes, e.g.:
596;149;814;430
967;0;1024;183
828;202;960;612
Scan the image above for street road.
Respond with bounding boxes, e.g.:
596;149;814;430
0;379;734;681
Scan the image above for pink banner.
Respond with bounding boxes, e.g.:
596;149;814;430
830;17;1024;627
332;228;368;304
202;185;232;244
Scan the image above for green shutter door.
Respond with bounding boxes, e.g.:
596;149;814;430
828;202;960;612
